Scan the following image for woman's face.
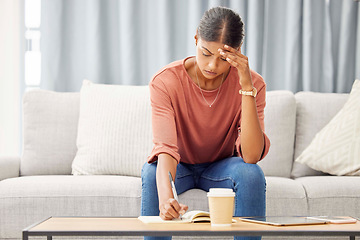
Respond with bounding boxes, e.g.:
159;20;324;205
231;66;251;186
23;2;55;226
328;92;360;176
195;38;231;80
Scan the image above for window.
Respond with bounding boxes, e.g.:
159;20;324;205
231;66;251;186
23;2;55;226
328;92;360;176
25;0;41;89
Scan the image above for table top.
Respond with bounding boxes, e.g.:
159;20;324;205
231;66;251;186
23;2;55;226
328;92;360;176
24;216;360;237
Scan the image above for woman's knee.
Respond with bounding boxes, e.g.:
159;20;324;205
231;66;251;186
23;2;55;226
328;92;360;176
233;160;266;187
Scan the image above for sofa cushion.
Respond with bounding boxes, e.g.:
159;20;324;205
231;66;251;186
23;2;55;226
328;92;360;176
265;177;308;216
258;91;296;178
0;175;307;239
296;176;360;217
0;175;141;239
21;90;80;175
71;80;152;177
295;80;360;176
291;91;349;178
0;156;20;180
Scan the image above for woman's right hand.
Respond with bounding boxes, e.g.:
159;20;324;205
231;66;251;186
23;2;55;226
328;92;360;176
159;198;188;220
156;153;188;220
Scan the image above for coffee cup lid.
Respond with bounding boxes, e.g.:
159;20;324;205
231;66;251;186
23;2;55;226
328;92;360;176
207;188;235;197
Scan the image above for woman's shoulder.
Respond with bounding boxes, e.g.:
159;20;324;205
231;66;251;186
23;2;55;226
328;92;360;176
250;69;264;83
149;58;192;98
250;69;266;90
151;59;187;85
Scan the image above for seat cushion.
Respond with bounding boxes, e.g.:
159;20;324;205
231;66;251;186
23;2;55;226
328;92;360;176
296;176;360;217
265;177;307;216
0;175;141;239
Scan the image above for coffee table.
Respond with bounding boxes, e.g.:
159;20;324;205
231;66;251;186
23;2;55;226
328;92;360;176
23;216;360;240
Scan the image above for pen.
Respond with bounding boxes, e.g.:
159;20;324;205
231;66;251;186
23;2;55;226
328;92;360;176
168;171;182;219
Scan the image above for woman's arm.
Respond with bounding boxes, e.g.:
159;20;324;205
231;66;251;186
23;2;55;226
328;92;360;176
157;153;188;220
219;45;265;164
239;93;265;163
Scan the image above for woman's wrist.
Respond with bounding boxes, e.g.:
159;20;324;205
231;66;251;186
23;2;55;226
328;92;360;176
239;86;257;97
156;154;178;207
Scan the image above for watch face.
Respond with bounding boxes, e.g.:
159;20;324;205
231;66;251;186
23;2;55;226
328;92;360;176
239;87;257;97
252;88;257;97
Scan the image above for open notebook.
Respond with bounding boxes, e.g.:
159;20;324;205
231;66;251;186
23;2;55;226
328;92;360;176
139;210;237;224
138;210;211;224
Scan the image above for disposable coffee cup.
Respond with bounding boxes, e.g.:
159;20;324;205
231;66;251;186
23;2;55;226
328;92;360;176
207;188;235;227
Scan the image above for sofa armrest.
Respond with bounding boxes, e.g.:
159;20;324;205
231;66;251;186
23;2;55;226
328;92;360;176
0;156;20;180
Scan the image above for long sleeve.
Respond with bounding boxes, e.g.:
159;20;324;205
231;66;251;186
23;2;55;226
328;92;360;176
147;74;180;164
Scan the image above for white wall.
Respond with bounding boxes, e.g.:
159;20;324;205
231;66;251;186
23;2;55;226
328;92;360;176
0;0;22;156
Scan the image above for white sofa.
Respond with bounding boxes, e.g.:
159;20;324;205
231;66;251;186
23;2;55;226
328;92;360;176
0;85;359;240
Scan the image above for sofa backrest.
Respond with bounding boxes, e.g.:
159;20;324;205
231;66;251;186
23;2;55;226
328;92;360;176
258;90;296;178
21;90;80;175
21;88;348;178
21;88;298;178
291;91;349;178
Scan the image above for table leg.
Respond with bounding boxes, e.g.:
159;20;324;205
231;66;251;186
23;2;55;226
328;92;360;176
47;236;52;240
22;231;28;240
350;236;355;240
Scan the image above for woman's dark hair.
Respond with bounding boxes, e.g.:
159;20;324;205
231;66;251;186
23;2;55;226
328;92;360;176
197;7;244;48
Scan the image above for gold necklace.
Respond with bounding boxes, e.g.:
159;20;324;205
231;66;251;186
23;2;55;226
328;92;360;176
194;59;225;108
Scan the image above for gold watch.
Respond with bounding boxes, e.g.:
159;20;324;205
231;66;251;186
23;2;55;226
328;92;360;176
239;87;257;97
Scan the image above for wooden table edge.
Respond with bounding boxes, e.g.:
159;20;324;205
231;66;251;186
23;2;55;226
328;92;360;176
22;216;360;239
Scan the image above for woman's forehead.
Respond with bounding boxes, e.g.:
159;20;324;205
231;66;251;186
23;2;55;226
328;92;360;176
198;39;225;53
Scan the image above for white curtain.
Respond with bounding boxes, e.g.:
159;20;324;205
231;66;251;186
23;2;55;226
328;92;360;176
40;0;360;93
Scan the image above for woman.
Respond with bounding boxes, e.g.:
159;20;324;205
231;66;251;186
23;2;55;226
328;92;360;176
141;6;270;240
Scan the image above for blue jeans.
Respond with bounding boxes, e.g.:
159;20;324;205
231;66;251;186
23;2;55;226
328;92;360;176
141;157;266;240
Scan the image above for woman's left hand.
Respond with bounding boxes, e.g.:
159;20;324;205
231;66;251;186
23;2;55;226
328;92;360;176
218;45;253;90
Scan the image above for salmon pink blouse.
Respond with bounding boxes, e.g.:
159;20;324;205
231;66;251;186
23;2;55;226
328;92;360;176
148;57;270;164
